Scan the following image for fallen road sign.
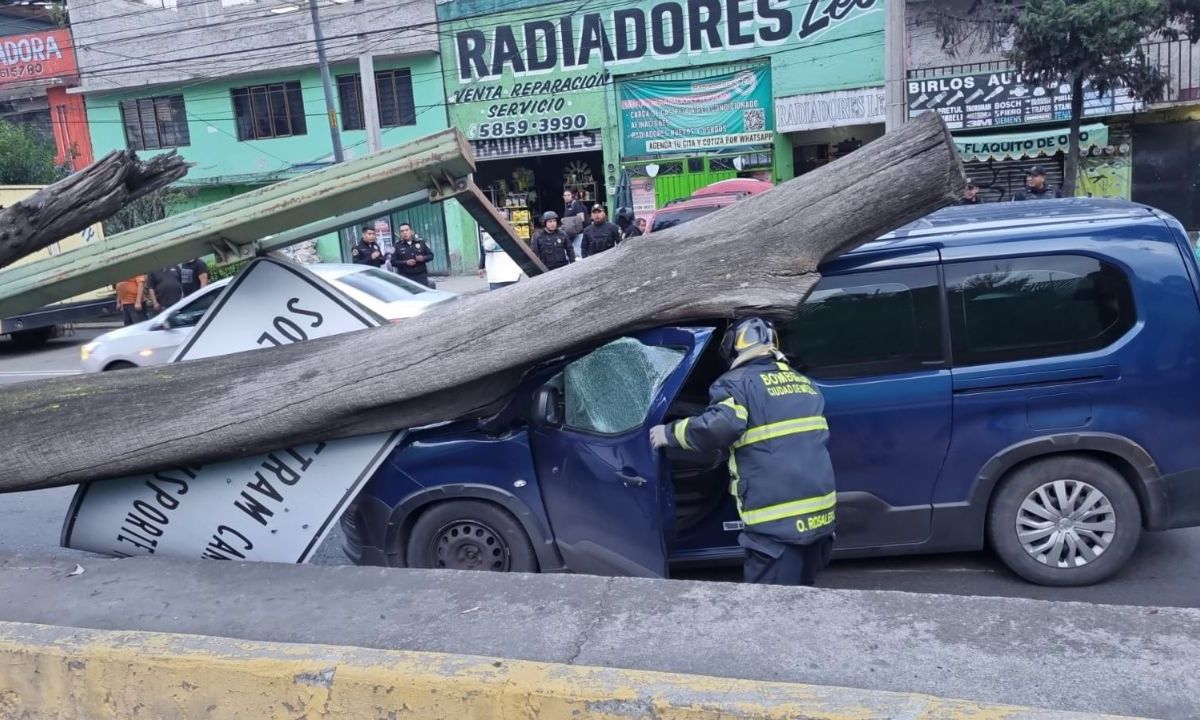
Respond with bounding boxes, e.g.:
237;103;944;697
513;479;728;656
61;258;403;562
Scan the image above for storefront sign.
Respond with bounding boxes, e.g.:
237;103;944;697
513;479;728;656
0;29;76;86
62;259;403;563
472;129;601;160
776;86;885;132
439;0;883;142
619;67;774;155
954;123;1110;162
908;70;1138;130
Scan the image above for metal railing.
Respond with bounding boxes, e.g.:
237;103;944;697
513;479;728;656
907;39;1200;106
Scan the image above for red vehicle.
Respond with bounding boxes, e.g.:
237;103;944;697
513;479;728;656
643;179;773;234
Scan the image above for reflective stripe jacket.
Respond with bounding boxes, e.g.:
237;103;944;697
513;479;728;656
665;354;836;544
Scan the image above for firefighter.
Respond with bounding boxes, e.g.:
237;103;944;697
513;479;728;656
351;226;385;268
532;211;575;270
649;317;837;586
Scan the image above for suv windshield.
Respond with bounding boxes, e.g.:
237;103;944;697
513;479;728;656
335;268;428;302
651;206;721;232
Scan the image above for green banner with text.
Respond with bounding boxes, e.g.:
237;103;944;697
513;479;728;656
618;67;774;156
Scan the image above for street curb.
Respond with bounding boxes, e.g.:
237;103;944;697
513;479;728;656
0;620;1143;719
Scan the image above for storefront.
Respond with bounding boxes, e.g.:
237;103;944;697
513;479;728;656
776;86;886;176
470;131;604;242
436;0;886;250
952;123;1129;202
907;66;1137;202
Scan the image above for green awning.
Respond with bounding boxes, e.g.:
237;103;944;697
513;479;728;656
954;123;1110;162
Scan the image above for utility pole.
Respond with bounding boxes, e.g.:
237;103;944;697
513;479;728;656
358;41;383;154
309;0;345;163
884;0;907;130
308;0;348;259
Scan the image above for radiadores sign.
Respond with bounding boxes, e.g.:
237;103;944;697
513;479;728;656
0;29;77;86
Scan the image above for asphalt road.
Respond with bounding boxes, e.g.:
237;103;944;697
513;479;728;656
3;328;1200;609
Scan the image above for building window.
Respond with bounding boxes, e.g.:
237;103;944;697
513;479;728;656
119;96;190;151
781;266;945;379
336;69;416;131
945;255;1136;366
231;81;307;141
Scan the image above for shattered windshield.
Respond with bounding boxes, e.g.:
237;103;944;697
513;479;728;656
556;337;685;434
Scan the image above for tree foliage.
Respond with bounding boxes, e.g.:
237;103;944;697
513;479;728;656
0;119;58;185
100;186;197;236
915;0;1200;195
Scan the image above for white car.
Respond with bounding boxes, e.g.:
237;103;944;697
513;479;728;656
81;263;456;372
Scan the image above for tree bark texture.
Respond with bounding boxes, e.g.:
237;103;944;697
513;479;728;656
0;151;190;271
1063;72;1085;197
0;113;964;492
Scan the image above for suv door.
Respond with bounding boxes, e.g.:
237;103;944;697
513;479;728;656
778;249;953;549
529;327;713;577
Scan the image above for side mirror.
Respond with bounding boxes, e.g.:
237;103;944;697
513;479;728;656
531;386;563;428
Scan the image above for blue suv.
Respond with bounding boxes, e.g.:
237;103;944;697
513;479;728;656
341;199;1200;586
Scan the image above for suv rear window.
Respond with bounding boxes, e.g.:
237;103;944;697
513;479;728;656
945;254;1135;366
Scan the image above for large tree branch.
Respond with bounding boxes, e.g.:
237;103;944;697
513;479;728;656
0;150;190;270
0;113;964;492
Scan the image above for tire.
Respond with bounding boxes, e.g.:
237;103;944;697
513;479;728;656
405;500;538;573
988;455;1141;586
10;326;54;348
103;361;137;371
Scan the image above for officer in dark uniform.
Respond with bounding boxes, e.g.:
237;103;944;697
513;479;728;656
581;204;623;258
650;317;837;586
615;206;636;238
351;226;385;268
531;211;575;270
1013;166;1063;201
390;222;436;287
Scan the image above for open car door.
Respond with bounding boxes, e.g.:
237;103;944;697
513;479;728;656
529;327;714;577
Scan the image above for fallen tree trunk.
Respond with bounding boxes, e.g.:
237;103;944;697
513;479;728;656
0;151;189;271
0;113;963;492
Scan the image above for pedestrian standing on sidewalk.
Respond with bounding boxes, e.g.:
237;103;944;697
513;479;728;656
477;230;523;290
391;222;436;287
649;317;837;587
625;217;647;239
1013;166;1063;201
351;226;385;268
532;211;574;270
562;189;587;259
115;275;147;325
179;257;209;296
960;180;982;205
146;265;184;316
581;204;622;258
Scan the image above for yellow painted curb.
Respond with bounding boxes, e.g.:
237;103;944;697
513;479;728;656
0;620;1142;720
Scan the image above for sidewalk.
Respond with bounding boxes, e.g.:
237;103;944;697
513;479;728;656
0;553;1194;718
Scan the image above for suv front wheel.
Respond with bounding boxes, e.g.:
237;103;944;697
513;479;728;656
988;455;1141;586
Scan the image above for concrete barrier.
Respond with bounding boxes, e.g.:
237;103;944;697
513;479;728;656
0;621;1141;719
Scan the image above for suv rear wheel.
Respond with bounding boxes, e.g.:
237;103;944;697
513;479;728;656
988;455;1141;586
406;500;538;573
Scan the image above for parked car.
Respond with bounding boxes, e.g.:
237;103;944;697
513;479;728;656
343;198;1200;586
643;178;773;234
80;264;456;372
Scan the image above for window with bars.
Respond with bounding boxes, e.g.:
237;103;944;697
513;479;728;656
230;81;307;141
119;96;190;151
336;68;416;131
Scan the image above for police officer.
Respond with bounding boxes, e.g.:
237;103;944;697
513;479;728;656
581;204;622;258
391;222;435;287
532;211;575;270
649;317;837;586
615;206;636;239
1013;166;1063;201
351;226;385;268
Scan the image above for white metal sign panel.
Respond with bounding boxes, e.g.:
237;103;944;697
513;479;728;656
775;86;886;133
62;258;402;563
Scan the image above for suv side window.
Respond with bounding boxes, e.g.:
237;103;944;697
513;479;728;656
945;254;1135;366
780;265;944;379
